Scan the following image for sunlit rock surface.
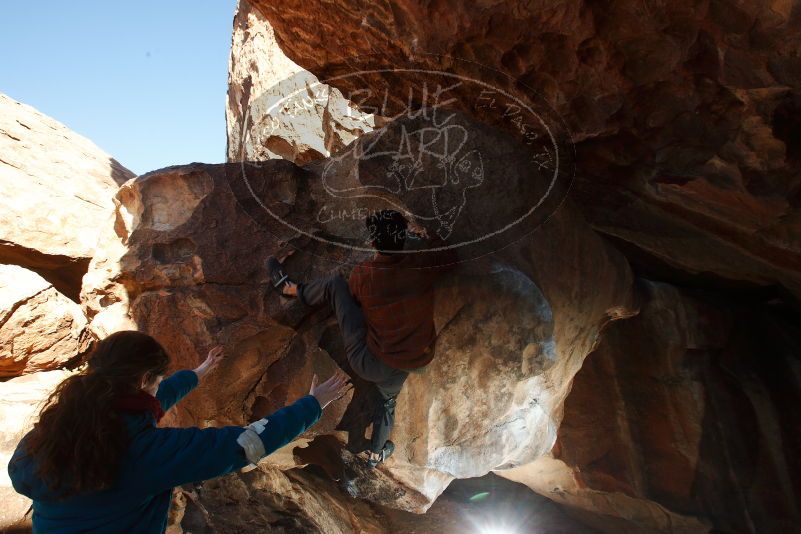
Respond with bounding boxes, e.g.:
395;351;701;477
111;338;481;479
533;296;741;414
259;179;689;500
251;0;801;296
0;369;72;531
0;95;134;528
226;0;376;165
0;264;89;377
0;93;133;300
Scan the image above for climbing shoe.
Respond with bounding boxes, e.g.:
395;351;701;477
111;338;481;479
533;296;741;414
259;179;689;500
367;440;395;468
266;257;296;298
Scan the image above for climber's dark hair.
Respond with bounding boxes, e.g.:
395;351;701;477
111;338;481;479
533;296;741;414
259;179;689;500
366;209;408;253
19;330;170;497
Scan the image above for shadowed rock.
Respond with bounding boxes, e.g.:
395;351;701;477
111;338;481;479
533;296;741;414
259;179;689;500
250;0;801;298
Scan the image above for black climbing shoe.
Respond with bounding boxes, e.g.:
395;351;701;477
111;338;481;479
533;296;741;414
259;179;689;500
367;440;395;468
266;257;296;298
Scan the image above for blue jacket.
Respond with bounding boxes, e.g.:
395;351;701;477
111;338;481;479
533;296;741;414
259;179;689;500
8;370;321;533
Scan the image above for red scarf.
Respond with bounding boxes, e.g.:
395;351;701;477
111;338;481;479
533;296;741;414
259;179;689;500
114;390;165;423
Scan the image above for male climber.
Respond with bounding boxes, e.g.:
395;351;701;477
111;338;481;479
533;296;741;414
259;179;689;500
267;210;453;467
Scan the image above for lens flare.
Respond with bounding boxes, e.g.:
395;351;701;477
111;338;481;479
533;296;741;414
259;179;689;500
477;523;518;534
469;491;491;502
466;494;532;534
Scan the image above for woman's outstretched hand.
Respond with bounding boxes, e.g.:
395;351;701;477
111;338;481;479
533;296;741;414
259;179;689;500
309;370;352;409
194;346;224;381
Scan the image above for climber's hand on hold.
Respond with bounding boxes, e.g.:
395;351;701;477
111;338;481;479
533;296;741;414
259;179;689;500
194;345;224;381
309;370;352;409
407;220;428;239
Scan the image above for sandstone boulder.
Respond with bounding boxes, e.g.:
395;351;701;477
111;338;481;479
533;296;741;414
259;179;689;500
0;93;134;300
0;264;89;377
83;119;634;512
226;0;375;166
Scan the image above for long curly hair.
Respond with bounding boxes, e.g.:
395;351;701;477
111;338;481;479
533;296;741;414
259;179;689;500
21;330;170;496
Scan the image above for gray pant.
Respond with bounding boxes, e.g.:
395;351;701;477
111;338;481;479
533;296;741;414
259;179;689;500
299;275;409;453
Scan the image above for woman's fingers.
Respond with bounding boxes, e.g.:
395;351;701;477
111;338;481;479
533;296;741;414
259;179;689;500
309;370;354;409
310;373;319;392
323;371;347;388
207;345;224;364
337;378;352;394
337;383;354;400
313;370;350;391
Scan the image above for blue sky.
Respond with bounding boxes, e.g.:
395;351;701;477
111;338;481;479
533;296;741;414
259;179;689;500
1;1;237;175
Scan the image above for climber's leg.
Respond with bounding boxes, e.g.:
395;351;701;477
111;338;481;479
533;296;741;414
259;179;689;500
298;274;375;370
370;369;409;455
296;270;410;462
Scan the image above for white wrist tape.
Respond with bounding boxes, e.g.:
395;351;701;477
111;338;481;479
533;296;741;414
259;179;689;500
236;417;268;465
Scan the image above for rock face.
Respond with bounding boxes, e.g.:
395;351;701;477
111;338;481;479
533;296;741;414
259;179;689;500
226;0;376;165
0;370;72;531
5;1;800;531
0;264;89;377
168;469;596;533
227;4;801;527
250;0;801;296
169;464;387;533
83;126;634;512
0;93;134;301
502;281;801;532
